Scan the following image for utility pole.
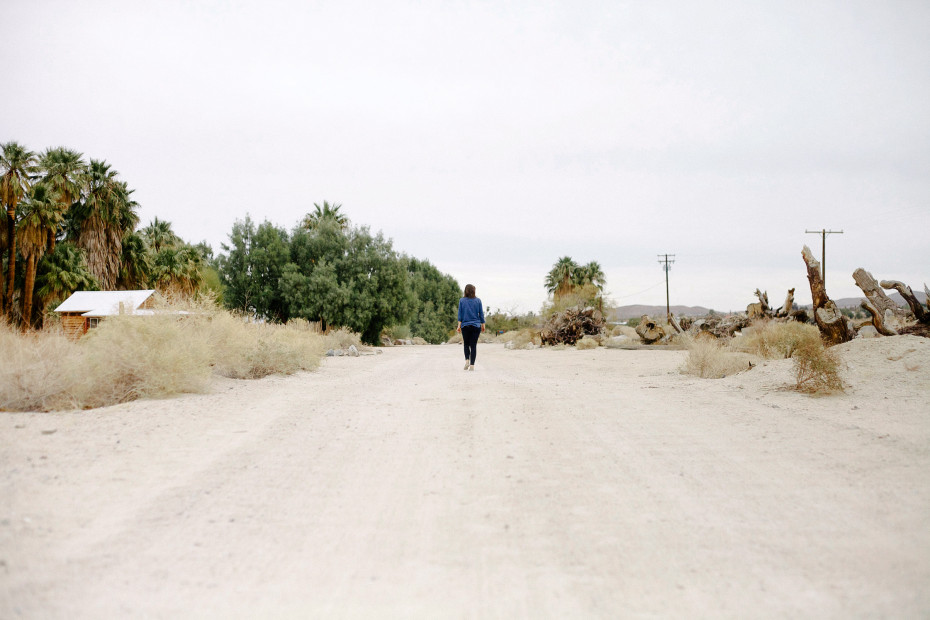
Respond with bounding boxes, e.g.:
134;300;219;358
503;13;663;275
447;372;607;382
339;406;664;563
805;229;843;288
658;254;675;318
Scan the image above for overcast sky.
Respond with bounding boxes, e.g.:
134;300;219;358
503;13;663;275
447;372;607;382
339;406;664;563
4;0;929;313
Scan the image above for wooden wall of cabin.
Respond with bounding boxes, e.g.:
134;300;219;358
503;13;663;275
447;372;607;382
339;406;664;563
61;314;87;340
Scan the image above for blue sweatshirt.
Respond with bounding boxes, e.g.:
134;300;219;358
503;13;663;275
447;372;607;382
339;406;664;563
458;297;485;328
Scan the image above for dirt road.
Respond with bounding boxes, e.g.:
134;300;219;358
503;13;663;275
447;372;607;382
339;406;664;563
2;343;929;618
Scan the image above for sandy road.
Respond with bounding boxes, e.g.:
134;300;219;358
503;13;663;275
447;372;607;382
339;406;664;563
1;343;929;618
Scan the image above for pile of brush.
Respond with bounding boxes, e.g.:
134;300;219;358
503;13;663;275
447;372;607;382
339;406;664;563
539;305;605;346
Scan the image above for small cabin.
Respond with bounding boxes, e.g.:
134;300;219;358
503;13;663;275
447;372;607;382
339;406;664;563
55;290;156;339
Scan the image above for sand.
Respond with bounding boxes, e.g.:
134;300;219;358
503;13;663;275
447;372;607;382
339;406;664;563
1;336;929;618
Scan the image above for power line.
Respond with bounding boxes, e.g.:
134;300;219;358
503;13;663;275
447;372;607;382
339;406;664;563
805;229;843;288
613;281;665;300
658;254;675;318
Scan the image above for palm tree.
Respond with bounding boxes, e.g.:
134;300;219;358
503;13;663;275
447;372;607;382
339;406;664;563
175;246;205;295
141;217;181;252
117;231;152;289
576;261;606;291
36;242;99;315
115;181;140;235
18;184;64;327
140;218;205;297
545;256;579;298
71;160;138;289
302;201;348;230
151;245;203;296
1;141;37;314
38;147;85;252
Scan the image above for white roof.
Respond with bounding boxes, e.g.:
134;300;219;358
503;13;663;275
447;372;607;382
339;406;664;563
54;290;156;317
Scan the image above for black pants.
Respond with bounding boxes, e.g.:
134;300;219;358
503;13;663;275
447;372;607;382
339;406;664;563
462;325;481;365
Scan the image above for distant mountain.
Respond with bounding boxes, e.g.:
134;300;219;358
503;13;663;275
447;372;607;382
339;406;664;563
812;291;927;309
612;304;711;320
612;290;927;320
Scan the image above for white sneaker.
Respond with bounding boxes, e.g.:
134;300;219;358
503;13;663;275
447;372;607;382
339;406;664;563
464;362;470;370
468;365;475;371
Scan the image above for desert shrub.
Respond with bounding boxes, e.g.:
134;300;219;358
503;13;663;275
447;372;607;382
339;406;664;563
0;326;80;411
733;320;820;359
479;332;497;343
0;303;344;411
383;324;411;341
576;336;599;350
793;339;844;394
284;317;322;333
486;308;538;334
76;312;216;405
447;330;494;344
499;328;538;349
321;326;362;350
681;336;752;379
209;313;330;380
541;283;603;318
496;329;518;342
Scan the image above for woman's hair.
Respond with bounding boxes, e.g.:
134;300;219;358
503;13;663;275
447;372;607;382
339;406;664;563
464;284;476;298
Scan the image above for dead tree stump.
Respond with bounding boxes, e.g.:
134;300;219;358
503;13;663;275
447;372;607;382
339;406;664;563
747;289;771;318
635;315;666;344
802;245;854;345
775;288;795;317
539;305;605;345
881;280;930;324
860;300;898;336
853;269;907;320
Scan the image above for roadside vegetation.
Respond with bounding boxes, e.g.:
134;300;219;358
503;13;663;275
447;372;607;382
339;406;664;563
486;307;537;335
0;298;360;411
792;338;844;393
680;336;755;379
2;142;459;345
1;141;216;330
480;256;613;350
4;143;849;398
218;206;460;344
680;320;844;394
732;319;821;359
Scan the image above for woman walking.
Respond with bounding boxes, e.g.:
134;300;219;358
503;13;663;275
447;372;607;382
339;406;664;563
457;284;485;371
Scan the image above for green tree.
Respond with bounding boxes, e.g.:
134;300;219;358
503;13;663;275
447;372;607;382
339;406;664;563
38;147;85;252
301;201;348;230
17;183;64;327
151;245;204;296
545;256;580;299
282;221;413;343
404;257;460;343
193;241;215;264
218;216;291;321
485;308;538;334
36;242;99;315
576;260;606;291
1;141;37;315
69;160;139;289
544;256;607;312
139;217;205;296
141;217;182;252
117;231;152;289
